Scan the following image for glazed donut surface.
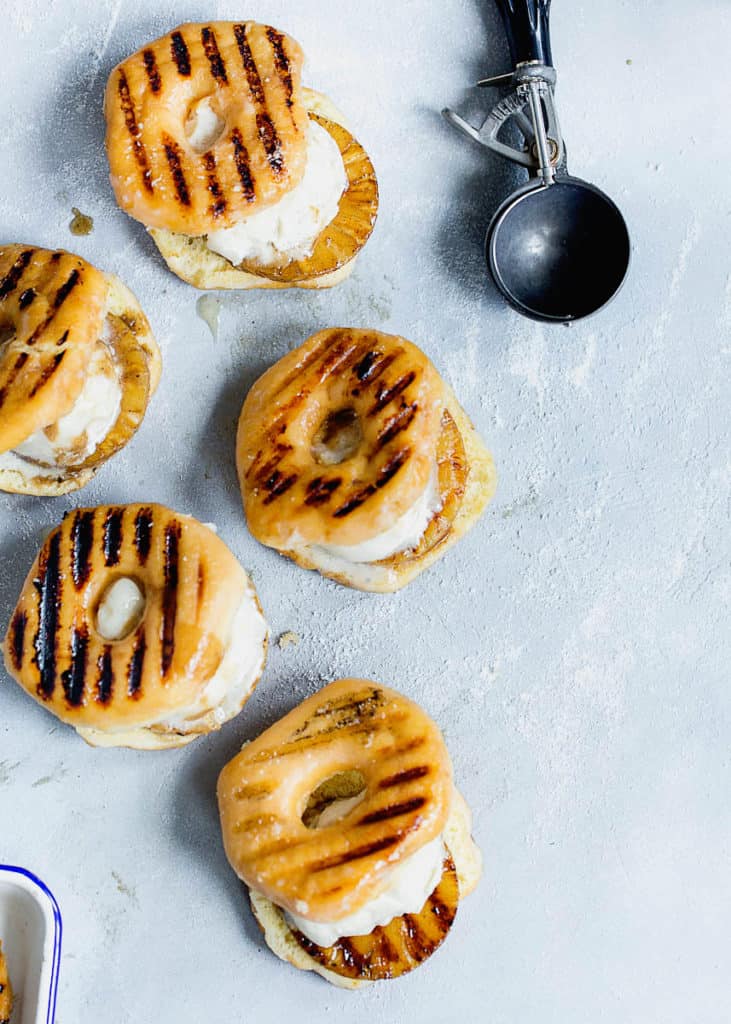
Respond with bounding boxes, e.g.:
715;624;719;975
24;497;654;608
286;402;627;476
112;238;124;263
105;22;309;234
217;678;453;922
3;504;248;731
237;329;446;548
0;245;108;452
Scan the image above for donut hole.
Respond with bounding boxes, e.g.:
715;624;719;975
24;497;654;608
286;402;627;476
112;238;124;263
96;577;146;641
311;408;363;466
302;769;367;829
185;95;226;154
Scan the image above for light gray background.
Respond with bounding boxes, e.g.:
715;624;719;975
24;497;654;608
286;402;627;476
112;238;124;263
1;2;729;1022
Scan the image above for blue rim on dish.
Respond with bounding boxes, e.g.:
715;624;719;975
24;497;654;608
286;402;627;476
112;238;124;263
0;865;62;1024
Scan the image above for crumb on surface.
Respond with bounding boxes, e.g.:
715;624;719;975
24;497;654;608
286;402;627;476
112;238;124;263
277;631;301;650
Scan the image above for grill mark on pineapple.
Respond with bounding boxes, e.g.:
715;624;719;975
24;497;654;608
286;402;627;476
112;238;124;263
230;129;255;201
0;248;33;298
357;796;426;826
202;152;226;217
96;646;113;704
134;507;153;564
310;834;400;872
142;49;161;93
265;27;294;108
117;71;153;193
170;30;191;76
401;913;430;962
62;625;89;707
9;611;26;671
70;510;95;588
103;508;124;566
163;135;191;207
379;765;430;789
234;24;285;177
161;520;181;676
201;26;228;83
33;530;62;699
127;627;146;697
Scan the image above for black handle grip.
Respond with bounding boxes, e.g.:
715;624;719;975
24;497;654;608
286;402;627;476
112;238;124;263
494;0;553;67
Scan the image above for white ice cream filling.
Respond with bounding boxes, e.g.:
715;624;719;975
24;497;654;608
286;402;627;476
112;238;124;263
312;466;442;566
186;96;225;153
206;121;347;267
96;578;146;641
284;831;446;947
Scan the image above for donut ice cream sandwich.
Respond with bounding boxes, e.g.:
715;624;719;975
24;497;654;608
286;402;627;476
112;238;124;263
0;942;11;1024
3;503;268;749
236;328;497;592
0;245;160;495
218;678;482;988
104;22;378;290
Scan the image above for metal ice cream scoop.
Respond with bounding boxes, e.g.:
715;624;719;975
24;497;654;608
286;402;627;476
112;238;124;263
444;0;630;322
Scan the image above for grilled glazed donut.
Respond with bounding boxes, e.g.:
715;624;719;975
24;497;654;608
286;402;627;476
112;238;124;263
217;679;453;922
0;942;11;1024
105;22;309;235
3;504;268;749
237;329;445;549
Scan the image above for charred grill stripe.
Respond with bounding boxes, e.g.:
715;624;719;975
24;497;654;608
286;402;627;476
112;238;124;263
63;626;89;707
333;484;376;518
70;510;95;589
377;928;399;965
262;471;297;505
202;152;226;217
352;351;397;389
401;914;430;963
0;248;33;298
201;26;228;82
55;328;69;347
265;27;294;108
311;834;400;873
376;448;410;489
9;612;26;671
256;113;284;176
369;372;417;415
170;30;191;76
230;128;255;201
304;476;342;507
233;24;285;176
18;287;36;309
134;507;153;564
234;23;264;103
163;136;191;207
161;520;181;676
429;893;455;923
96;646;113;704
52;268;80;309
379;765;430;789
103;508;123;566
309;689;383;721
335;938;365;972
249;723;384;761
34;530;62;699
142;48;161;92
196;563;206;611
117;71;153;193
376;404;418;447
127;627;146;697
357;796;426;826
28;351;64;398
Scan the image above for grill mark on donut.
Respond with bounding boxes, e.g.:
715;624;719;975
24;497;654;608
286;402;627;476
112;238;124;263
33;530;62;700
352;351;397;392
233;783;273;801
103;508;123;566
96;646;113;704
202;152;226;217
62;625;89;707
379;765;430;789
18;287;36;309
376;403;418;447
161;520;181;676
233;24;263;102
70;510;95;589
376;448;410;489
357;797;426;826
256;113;284;176
134;507;153;564
26;350;65;398
232;813;282;835
304;476;342;507
266;27;294;108
311;834;400;872
196;563;206;612
233;24;285;177
117;71;153;193
316;335;362;380
0;351;29;409
261;470;297;505
308;689;384;722
142;48;161;93
55;328;69;347
0;248;33;298
163;135;191;207
201;26;228;83
230;129;255;201
333;484;376;518
170;30;191;76
8;611;26;671
52;268;81;309
249;724;382;762
127;627;146;697
369;372;417;415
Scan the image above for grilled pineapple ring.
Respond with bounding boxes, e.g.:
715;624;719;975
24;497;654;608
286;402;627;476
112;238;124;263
239;113;378;283
217;679;454;924
237;329;447;550
0;941;12;1024
3;503;266;748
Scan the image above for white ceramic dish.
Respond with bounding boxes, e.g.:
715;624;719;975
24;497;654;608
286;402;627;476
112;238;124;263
0;868;61;1024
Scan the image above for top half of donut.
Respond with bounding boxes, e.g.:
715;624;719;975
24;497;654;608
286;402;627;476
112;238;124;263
105;22;314;235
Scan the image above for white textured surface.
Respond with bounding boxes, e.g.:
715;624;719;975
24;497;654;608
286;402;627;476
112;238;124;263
0;2;729;1022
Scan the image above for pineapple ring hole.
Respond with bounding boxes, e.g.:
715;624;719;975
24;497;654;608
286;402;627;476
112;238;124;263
96;577;147;641
302;769;367;829
311;408;363;466
185;95;226;154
